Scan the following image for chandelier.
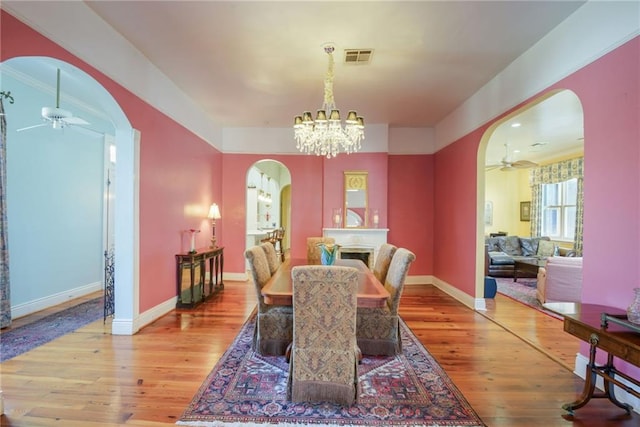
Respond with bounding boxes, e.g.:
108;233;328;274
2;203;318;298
294;46;365;158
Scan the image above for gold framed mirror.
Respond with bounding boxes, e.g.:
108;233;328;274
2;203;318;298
344;171;368;227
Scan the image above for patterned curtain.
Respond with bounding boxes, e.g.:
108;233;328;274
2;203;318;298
0;97;11;328
529;157;584;255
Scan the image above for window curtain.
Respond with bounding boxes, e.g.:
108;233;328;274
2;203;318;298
0;97;11;328
529;157;584;255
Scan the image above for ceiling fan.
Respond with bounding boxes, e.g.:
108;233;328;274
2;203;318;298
486;143;538;171
16;69;90;132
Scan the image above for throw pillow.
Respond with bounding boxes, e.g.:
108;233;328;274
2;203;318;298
486;237;501;252
537;240;557;257
520;238;535;256
498;235;522;256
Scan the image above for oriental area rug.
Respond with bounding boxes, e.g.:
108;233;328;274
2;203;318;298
0;297;103;362
495;278;561;319
177;313;486;427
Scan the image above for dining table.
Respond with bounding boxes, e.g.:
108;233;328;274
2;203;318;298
261;258;390;308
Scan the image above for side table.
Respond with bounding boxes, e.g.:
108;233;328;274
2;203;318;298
175;246;224;308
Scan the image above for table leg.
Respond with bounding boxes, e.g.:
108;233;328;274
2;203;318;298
602;353;633;414
562;333;599;414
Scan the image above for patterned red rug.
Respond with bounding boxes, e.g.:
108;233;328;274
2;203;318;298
178;313;486;427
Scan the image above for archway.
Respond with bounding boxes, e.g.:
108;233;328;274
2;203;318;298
1;57;137;334
245;159;291;266
476;89;584;306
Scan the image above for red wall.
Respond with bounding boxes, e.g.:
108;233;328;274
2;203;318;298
432;36;639;377
1;11;223;313
389;155;434;275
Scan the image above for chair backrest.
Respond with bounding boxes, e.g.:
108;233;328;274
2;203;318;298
306;237;336;264
260;242;280;274
373;243;397;283
384;248;416;313
291;265;359;349
244;246;272;306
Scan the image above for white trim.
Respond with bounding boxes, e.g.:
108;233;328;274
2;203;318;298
135;297;177;331
10;281;102;319
225;272;249;282
431;277;476;310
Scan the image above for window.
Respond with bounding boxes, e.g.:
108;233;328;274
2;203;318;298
541;178;577;241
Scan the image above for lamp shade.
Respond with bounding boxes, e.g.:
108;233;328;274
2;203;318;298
208;203;221;220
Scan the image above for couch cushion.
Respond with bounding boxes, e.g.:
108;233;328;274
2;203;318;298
520;238;536;256
488;251;515;265
537;240;557;257
486;237;501;252
498;235;522;256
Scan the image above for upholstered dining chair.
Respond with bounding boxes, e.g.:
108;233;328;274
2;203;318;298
356;248;416;356
306;237;336;264
244;246;292;355
372;243;397;284
287;265;360;405
260;241;280;275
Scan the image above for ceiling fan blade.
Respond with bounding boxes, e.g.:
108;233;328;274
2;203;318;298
512;160;538;168
485;164;502;171
16;123;47;132
64;116;90;125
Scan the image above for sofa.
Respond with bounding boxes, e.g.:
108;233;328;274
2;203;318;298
484;235;575;278
536;256;583;304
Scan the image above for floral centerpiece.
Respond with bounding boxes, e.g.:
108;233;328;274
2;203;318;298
317;243;340;265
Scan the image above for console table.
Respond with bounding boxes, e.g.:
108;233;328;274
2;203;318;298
175;246;224;308
561;303;640;414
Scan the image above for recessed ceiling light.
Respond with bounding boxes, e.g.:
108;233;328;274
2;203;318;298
511;123;521;128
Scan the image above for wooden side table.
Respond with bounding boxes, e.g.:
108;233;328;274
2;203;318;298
561;303;640;414
175;246;224;308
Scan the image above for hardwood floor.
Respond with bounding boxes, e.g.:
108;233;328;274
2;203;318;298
1;280;637;426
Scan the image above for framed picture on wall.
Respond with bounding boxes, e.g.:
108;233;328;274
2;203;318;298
520;201;531;222
484;201;493;226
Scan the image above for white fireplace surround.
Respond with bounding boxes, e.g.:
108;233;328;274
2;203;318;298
322;228;389;268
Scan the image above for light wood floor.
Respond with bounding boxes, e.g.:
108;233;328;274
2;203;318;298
1;280;638;426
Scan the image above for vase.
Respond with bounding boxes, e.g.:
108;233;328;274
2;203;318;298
627;287;640;324
319;244;339;265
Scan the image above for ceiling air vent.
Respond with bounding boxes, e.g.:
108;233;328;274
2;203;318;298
344;49;373;64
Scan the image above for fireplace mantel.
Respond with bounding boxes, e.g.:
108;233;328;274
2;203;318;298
322;228;389;266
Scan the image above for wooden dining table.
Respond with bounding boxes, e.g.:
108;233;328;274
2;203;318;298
261;258;390;308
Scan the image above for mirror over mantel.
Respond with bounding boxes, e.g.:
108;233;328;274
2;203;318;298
344;171;368;228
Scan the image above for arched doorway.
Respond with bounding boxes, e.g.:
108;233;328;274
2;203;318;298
476;89;584;305
1;57;137;334
245;160;291;266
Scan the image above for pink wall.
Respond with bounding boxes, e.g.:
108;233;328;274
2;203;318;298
433;130;486;296
221;154;325;274
432;36;639;377
2;11;223;313
388;155;434;275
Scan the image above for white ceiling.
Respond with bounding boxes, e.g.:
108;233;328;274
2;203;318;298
4;1;588;162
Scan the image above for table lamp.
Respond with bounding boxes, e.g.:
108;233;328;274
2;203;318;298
208;203;221;248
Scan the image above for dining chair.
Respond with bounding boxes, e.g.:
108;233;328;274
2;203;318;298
260;241;280;275
244;246;293;355
287;265;360;405
356;248;416;356
306;237;336;264
372;243;397;284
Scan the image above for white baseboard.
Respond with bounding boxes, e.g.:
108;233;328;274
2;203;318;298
225;272;249;282
11;281;103;319
573;353;640;414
